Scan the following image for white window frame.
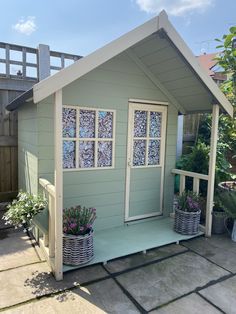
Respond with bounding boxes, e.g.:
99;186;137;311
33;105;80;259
129;103;166;169
62;105;116;171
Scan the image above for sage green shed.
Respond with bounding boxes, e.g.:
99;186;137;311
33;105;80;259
7;11;233;280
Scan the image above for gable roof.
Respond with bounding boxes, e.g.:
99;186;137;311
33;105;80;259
7;11;233;117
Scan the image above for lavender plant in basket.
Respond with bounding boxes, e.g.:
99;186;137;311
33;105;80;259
174;191;201;235
63;206;96;266
63;206;96;236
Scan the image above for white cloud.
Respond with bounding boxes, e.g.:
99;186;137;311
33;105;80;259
12;16;37;35
135;0;214;16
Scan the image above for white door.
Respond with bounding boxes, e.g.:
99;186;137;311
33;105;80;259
125;102;167;222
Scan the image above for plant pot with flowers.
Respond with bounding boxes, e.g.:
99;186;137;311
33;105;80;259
63;205;96;266
174;191;201;235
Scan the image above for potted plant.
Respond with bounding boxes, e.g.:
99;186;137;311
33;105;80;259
63;205;96;266
218;182;236;241
212;197;227;234
3;191;47;231
174;191;201;235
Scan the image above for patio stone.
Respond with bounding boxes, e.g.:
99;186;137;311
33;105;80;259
2;279;139;314
0;262;108;310
0;229;42;271
183;235;236;273
116;252;229;311
199;275;236;314
150;293;221;314
104;243;187;273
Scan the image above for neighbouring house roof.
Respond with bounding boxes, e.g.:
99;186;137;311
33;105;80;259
197;53;227;81
197;53;218;76
7;10;233;117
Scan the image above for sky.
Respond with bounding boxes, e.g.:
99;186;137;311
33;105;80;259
0;0;236;58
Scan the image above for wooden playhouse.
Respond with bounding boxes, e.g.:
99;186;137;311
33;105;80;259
7;11;233;280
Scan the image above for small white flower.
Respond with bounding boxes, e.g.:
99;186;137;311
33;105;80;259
23;229;27;233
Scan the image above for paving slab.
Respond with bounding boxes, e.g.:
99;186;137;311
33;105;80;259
104;243;187;273
199;275;236;314
0;262;108;310
0;229;42;271
183;235;236;273
2;278;139;314
116;252;229;311
150;293;221;313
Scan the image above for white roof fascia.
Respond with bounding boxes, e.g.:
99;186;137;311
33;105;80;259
158;11;233;117
33;16;159;103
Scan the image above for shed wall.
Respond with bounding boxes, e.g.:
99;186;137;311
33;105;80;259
18;101;38;194
36;52;178;231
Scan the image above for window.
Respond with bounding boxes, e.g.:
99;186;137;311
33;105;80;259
62;106;115;170
132;109;162;167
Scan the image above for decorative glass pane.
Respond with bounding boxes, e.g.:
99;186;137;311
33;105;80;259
63;141;76;169
134;110;147;137
98;141;112;167
79;110;95;138
149;112;162;138
62;108;76;138
148;140;160;165
133;140;146;166
98;111;113;138
79;141;95;168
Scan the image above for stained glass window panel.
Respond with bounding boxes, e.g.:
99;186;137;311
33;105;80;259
79;110;95;138
79;141;95;168
134;110;147;137
98;141;112;167
149;112;162;138
62;108;76;138
133;140;146;166
148;140;160;165
98;111;113;138
63;141;76;168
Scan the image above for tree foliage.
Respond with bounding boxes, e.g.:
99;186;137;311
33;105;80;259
178;26;236;190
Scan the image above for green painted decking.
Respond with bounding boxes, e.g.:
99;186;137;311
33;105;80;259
62;217;203;273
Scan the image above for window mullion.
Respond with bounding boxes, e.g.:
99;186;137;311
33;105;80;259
145;111;150;167
94;110;99;167
76;107;80;168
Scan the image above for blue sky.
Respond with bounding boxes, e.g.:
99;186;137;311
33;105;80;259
1;0;236;57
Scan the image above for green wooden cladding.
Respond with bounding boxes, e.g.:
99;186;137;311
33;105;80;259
17;51;178;231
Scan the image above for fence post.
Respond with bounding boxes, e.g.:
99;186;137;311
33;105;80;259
37;44;50;81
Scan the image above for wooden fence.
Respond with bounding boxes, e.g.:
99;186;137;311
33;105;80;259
0;90;20;200
0;42;80;201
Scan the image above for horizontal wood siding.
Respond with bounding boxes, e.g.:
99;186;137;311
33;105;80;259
37;98;55;184
18;102;38;194
36;52;178;231
58;52;177;230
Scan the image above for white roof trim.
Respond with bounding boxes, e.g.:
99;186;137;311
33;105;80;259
33;10;233;117
33;16;159;103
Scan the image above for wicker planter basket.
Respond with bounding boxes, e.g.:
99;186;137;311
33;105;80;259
63;230;94;266
174;208;201;235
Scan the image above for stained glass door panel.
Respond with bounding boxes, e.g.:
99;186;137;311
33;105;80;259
125;103;167;221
